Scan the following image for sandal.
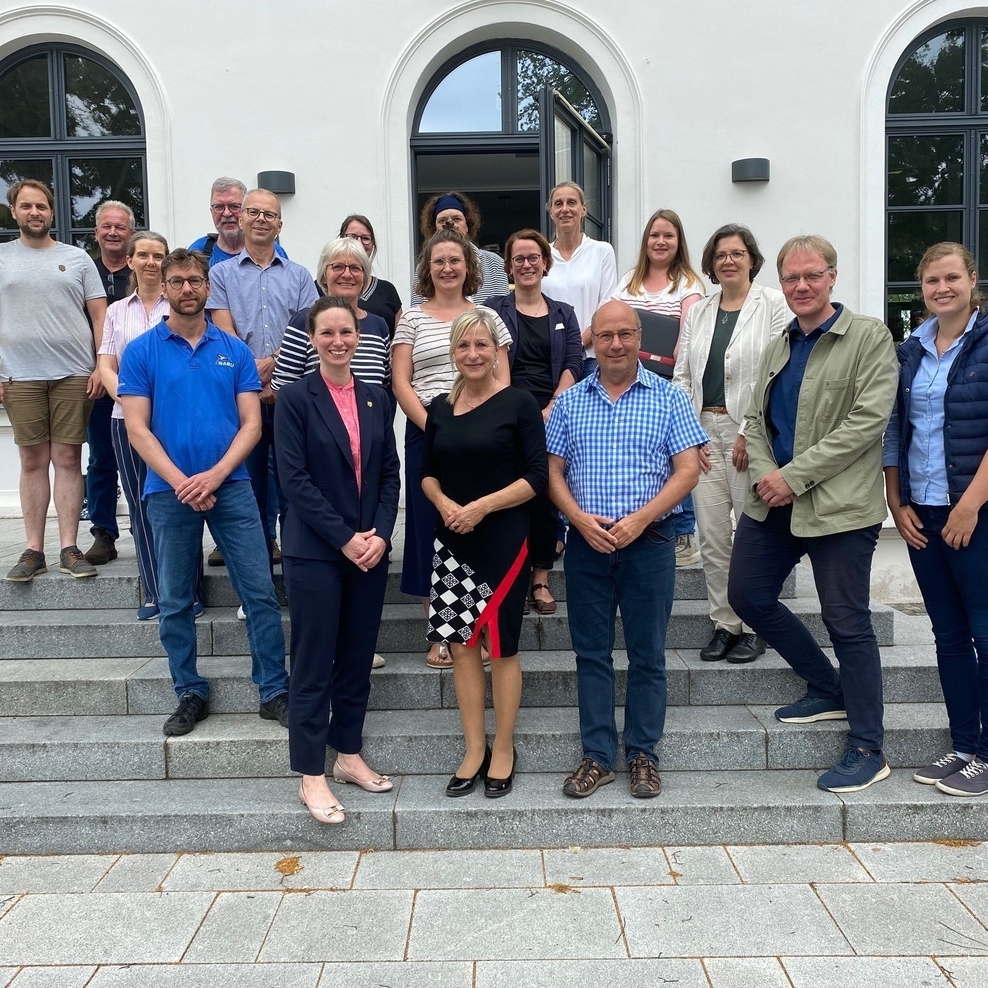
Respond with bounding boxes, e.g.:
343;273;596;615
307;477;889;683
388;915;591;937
425;641;453;669
562;757;615;798
629;752;662;798
529;583;557;615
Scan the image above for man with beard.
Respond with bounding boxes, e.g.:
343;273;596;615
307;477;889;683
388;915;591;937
117;248;290;736
0;179;105;581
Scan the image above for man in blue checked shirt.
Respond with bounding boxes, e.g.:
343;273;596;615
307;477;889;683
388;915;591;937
546;299;707;800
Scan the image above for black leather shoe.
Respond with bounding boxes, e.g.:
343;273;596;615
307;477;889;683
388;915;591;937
727;633;766;664
163;693;208;736
446;746;491;797
484;746;517;799
259;692;290;727
700;629;740;662
84;527;118;566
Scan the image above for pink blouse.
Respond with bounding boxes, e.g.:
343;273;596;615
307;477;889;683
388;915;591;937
323;374;361;492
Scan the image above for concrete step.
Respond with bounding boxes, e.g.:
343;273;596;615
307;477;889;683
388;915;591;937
0;645;937;717
0;593;894;660
0;703;950;784
0;768;982;855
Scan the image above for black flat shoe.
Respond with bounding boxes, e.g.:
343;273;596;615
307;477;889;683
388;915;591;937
484;746;517;798
727;633;766;664
446;746;491;797
700;629;740;662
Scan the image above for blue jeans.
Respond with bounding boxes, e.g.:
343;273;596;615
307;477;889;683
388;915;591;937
564;517;676;768
728;505;884;751
246;403;286;566
86;394;119;538
147;480;287;703
674;492;695;538
908;503;988;759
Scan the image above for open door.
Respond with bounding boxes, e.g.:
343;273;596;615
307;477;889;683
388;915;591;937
539;84;611;241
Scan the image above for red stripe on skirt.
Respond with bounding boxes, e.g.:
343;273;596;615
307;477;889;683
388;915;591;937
466;538;529;658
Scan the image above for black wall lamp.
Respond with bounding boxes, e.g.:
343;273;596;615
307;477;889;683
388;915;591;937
732;158;770;183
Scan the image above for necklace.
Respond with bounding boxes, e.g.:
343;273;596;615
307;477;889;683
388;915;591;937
461;385;496;410
516;298;547;317
718;307;740;326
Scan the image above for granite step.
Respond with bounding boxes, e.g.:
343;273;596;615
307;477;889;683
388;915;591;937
0;594;894;660
0;768;983;855
0;703;950;784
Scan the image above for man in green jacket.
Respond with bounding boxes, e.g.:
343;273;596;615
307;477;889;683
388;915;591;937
728;235;898;793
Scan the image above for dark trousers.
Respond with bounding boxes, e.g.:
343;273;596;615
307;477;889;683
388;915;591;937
246;402;285;567
728;505;884;751
284;553;389;774
908;503;988;760
401;418;437;597
86;394;119;538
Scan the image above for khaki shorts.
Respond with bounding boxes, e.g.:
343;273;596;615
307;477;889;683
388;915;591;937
2;376;93;446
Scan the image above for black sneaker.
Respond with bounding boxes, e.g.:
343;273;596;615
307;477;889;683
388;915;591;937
914;752;970;785
700;629;740;662
84;527;118;565
259;692;289;728
163;693;209;736
936;758;988;797
727;633;766;664
6;549;47;583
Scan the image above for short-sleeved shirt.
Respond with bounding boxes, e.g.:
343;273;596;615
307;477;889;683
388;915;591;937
392;305;512;405
117;318;261;497
546;363;708;520
0;239;105;380
95;256;132;303
207;250;319;358
612;271;704;320
189;235;288;267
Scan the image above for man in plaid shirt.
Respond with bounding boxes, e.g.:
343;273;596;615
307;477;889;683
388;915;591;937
547;299;707;800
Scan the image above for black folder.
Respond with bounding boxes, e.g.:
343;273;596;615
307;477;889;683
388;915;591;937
636;309;680;379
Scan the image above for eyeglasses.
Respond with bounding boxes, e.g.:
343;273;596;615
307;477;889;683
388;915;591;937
592;329;639;344
346;233;374;247
511;253;543;268
166;275;206;289
780;269;831;287
105;270;116;298
328;263;364;276
210;202;242;214
713;249;748;264
243;207;280;221
430;257;464;269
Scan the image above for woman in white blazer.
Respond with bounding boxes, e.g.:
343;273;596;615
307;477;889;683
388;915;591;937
673;224;792;664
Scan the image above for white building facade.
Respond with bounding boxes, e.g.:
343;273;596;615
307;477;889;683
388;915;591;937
0;0;981;504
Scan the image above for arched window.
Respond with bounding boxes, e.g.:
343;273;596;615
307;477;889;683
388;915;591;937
886;19;988;339
0;44;147;248
411;41;611;253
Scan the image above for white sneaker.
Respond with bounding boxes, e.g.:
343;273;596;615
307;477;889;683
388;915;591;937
237;605;245;620
372;653;386;669
675;533;700;567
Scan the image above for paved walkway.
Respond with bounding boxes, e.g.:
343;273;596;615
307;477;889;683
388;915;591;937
1;842;987;985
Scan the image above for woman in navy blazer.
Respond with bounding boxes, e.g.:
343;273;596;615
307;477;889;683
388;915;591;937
275;295;400;824
486;228;582;613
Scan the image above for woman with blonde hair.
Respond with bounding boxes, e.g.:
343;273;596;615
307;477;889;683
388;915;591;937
421;309;547;797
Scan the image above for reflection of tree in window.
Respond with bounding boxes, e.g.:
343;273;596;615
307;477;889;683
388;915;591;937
516;51;601;132
0;56;50;139
70;158;145;228
64;56;141;137
888;29;965;114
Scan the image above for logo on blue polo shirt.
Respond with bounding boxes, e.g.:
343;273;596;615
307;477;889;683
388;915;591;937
215;354;235;368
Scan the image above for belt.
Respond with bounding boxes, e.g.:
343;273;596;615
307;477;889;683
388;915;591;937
701;405;729;414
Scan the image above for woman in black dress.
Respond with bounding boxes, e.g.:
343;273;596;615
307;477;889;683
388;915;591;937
421;310;548;798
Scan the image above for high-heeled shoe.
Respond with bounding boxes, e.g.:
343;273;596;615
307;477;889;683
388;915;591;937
484;746;517;799
332;760;394;792
445;746;491;797
299;780;345;824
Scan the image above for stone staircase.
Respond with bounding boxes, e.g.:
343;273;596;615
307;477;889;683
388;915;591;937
0;553;982;854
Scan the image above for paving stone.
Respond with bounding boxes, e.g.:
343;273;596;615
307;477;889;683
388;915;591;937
407;887;623;959
0;892;213;964
0;971;15;988
542;846;675;887
704;957;792;988
815;883;988;955
316;962;473;987
93;854;177;891
5;967;98;987
660;847;740;884
0;715;166;782
87;964;322;987
851;841;988;883
259;890;413;962
0;855;115;893
782;956;951;987
0;659;147;715
0;894;17;921
727;843;873;884
617;884;852;957
164;714;290;778
353;849;542;889
476;958;709;987
949;883;988;929
183;890;280;963
939;958;988;987
162;851;358;891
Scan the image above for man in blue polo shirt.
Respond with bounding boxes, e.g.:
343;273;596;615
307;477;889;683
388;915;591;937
547;299;707;800
117;247;289;736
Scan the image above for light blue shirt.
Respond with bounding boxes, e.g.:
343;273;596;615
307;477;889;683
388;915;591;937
882;310;977;505
545;363;708;520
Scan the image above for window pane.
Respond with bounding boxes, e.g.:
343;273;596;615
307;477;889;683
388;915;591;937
887;134;964;206
887;210;963;281
982;28;988;111
517;50;601;132
64;54;141;137
888;28;965;114
419;52;501;133
0;158;55;231
979;210;988;278
554;117;573;184
979;133;988;204
583;143;601;212
0;55;51;138
69;157;145;227
886;291;924;342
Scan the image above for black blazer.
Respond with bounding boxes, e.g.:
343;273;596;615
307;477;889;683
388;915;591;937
274;371;401;559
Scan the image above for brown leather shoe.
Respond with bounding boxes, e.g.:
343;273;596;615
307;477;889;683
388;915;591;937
84;527;117;565
562;757;615;798
629;752;662;798
271;539;282;564
529;582;557;614
207;546;224;566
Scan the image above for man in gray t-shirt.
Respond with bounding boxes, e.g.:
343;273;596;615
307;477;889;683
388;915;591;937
0;179;107;582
